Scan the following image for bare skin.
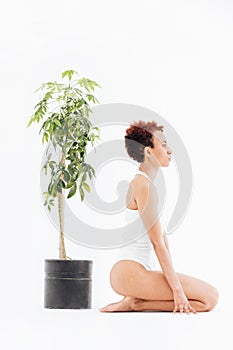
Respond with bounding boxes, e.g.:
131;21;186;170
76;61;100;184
99;130;219;313
99;261;218;312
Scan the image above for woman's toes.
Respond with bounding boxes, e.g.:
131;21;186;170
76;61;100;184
99;306;107;312
99;299;132;312
99;304;114;312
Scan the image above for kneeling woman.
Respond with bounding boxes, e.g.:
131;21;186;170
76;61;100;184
99;120;218;314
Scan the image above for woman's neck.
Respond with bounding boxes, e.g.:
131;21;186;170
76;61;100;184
138;165;159;182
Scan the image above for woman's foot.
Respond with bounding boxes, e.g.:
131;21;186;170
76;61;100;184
99;296;137;312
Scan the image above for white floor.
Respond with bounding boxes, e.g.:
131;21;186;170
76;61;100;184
1;303;231;350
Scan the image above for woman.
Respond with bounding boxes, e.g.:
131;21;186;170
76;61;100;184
99;120;219;314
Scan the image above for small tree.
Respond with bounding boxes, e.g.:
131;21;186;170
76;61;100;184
27;69;101;260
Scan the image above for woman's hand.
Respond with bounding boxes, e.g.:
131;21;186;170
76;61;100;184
173;289;197;314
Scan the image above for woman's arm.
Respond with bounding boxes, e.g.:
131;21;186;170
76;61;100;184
151;234;196;313
163;231;169;250
150;227;183;293
134;181;196;313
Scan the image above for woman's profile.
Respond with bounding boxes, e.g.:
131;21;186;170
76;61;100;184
99;120;219;314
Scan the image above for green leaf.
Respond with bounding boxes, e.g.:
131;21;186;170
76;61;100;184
26;117;34;127
67;182;77;198
74;88;83;96
73;172;80;181
48;182;52;193
58;179;66;189
62;71;69;79
66;181;73;189
42;166;48;175
68;71;73;81
86;94;99;103
87;169;92;179
49;161;55;170
49;122;54;134
51;184;57;196
45;132;49;142
78;78;90;92
82;182;90;192
82;173;87;182
79;186;84;201
62;70;78;80
54;119;61;127
64;170;70;182
43;120;49;129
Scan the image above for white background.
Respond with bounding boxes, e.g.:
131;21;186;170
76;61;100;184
1;0;233;349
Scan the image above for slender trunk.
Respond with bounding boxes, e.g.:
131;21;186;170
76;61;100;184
58;154;67;260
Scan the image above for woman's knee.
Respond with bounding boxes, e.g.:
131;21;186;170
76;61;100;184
202;286;219;311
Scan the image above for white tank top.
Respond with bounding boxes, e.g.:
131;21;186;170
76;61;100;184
127;170;169;232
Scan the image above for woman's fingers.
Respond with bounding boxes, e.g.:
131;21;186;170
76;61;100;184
173;305;178;313
184;305;189;313
189;305;197;314
173;303;197;314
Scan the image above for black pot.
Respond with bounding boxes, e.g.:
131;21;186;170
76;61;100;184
44;259;93;309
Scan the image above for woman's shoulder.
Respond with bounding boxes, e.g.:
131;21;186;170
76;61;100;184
131;174;156;191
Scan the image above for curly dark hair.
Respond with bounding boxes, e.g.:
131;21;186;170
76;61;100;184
125;120;164;162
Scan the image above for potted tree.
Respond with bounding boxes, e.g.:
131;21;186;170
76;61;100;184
27;69;101;309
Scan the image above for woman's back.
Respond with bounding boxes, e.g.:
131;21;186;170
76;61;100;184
113;170;169;270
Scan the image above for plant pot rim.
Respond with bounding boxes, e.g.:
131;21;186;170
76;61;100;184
45;259;93;262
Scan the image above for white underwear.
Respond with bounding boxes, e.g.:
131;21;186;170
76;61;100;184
113;208;159;271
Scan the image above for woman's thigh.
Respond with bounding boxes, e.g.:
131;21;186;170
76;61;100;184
110;260;218;305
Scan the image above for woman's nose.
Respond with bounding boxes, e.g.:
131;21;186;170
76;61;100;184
167;146;172;154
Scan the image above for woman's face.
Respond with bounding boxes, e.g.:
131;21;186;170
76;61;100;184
149;130;172;167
